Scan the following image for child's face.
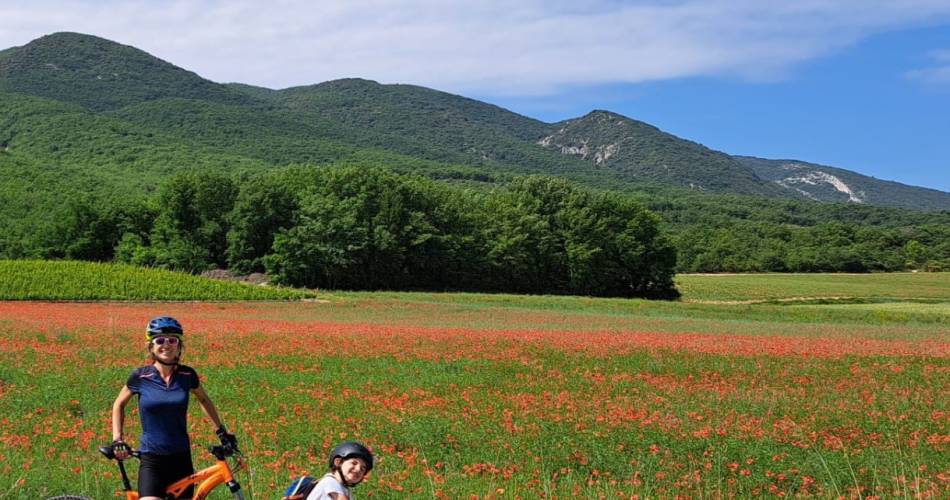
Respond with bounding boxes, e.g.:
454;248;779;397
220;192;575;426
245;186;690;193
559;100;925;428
338;457;368;484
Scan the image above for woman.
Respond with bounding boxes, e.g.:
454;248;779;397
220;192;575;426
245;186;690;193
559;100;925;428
111;316;237;500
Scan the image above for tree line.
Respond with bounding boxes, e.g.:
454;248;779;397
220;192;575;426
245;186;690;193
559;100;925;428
39;167;679;298
647;194;950;273
12;166;950;298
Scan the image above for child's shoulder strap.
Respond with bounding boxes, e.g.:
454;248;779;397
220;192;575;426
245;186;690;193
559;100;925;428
282;475;318;500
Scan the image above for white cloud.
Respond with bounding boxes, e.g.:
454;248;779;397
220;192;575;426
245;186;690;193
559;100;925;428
2;0;950;95
906;48;950;84
931;49;950;62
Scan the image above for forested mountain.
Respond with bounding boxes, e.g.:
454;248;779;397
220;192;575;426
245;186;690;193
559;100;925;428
1;32;948;279
539;110;785;197
0;32;252;110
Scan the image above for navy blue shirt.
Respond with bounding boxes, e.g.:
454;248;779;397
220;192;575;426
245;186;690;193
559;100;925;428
126;364;200;455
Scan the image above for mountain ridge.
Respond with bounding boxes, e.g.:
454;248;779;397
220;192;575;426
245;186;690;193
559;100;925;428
736;156;950;211
0;32;255;111
538;110;788;197
0;31;947;211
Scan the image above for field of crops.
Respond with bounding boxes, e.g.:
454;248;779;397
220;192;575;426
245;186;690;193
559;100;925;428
0;260;309;300
0;271;947;498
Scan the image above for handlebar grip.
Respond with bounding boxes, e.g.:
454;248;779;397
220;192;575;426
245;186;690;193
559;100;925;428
99;444;140;460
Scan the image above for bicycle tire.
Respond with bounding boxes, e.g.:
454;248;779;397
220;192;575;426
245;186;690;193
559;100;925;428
46;496;95;500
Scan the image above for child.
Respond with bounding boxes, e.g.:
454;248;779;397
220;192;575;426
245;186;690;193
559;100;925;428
306;441;374;500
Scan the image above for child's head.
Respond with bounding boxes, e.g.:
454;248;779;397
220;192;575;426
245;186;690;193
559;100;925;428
328;441;374;487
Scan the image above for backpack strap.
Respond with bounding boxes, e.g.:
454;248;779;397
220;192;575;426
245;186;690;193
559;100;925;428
282;475;318;500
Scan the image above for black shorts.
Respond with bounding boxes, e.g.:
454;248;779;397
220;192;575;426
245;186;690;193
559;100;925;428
138;451;195;498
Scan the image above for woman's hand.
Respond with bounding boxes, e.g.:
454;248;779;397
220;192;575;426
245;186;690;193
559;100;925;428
216;425;238;451
112;439;132;460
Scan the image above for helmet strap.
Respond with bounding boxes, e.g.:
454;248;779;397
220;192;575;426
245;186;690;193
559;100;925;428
333;460;356;488
338;470;354;488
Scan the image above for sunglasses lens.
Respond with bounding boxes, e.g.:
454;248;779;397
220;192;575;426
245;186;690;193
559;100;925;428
155;337;179;345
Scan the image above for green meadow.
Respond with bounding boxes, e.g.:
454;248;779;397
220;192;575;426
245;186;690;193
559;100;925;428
675;272;949;302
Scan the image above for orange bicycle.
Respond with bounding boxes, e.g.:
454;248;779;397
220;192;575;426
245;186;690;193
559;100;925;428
52;442;248;499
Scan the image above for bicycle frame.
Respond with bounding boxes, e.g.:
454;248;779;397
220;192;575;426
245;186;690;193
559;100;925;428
164;452;245;500
102;444;246;500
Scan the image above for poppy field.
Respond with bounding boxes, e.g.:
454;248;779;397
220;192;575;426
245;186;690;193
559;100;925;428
0;275;948;498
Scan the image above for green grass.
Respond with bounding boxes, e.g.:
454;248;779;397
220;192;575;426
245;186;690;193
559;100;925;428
675;272;950;302
0;260;311;300
331;272;950;306
327;271;950;327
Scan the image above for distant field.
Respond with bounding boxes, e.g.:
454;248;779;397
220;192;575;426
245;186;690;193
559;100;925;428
676;272;949;302
0;260;309;300
2;260;946;305
341;271;949;327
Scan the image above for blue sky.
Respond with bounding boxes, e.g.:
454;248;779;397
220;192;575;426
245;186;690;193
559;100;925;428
481;24;950;191
2;0;949;191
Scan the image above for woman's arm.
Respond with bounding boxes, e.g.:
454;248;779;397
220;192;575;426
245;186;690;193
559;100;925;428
192;386;224;429
193;386;238;449
111;386;134;460
112;386;134;442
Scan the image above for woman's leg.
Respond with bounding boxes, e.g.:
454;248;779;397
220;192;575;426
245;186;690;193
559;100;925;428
138;451;195;499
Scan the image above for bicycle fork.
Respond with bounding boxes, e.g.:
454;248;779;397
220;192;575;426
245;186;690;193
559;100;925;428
116;459;136;500
227;480;247;500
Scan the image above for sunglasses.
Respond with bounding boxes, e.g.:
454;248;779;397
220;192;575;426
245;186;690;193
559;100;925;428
152;336;180;346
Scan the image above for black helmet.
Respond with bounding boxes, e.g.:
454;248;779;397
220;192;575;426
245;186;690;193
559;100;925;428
146;316;183;340
329;441;374;472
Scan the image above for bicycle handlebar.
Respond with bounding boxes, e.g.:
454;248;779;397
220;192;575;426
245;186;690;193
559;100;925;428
209;443;241;460
98;443;240;461
98;442;244;496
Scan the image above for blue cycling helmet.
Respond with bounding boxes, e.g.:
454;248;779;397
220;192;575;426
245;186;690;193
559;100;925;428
146;316;183;340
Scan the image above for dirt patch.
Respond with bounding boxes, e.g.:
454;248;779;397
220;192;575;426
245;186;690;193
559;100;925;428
301;298;333;303
201;269;270;286
684;296;856;305
244;273;269;285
